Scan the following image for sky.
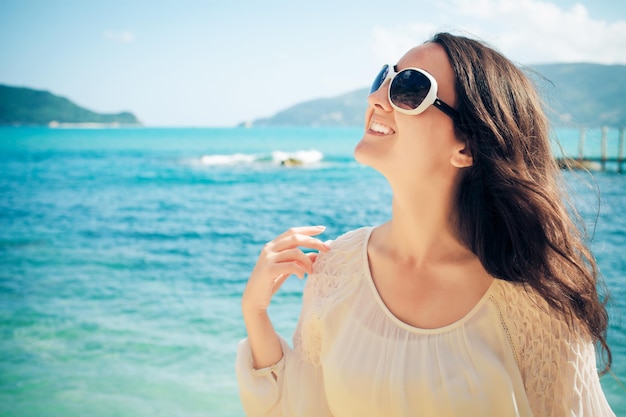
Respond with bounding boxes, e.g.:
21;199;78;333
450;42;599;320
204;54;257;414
1;0;625;127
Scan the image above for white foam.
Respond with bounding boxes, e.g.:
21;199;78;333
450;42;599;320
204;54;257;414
271;150;324;166
199;150;324;167
200;153;257;166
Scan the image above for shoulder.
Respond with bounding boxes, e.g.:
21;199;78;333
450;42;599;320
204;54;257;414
490;278;587;338
295;227;373;364
489;278;550;322
302;226;372;310
490;279;588;347
489;278;593;376
490;281;611;415
313;227;372;275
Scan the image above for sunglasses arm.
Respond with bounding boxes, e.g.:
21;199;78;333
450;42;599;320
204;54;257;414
433;98;459;120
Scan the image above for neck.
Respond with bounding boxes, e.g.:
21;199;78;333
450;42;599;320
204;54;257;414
381;187;469;266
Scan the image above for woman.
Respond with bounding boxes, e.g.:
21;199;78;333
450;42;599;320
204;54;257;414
236;32;615;416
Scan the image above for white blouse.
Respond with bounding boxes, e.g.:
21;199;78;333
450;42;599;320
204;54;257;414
236;227;615;416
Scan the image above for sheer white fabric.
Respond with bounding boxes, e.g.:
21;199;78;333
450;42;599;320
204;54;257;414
236;227;615;417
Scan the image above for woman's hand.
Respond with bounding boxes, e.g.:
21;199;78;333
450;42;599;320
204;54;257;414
242;226;330;317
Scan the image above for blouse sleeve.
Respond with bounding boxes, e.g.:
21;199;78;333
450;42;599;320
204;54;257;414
499;282;616;416
235;261;333;417
235;228;368;416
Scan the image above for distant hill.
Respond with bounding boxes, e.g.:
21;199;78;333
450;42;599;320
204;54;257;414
0;85;141;126
244;63;626;128
249;89;368;127
531;63;626;127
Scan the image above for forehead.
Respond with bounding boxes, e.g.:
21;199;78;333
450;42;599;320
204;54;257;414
396;42;456;101
396;43;453;81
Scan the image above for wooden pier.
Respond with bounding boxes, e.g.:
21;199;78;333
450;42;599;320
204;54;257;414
556;126;625;173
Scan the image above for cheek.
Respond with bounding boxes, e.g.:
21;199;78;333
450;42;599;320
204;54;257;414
395;119;436;155
395;120;454;171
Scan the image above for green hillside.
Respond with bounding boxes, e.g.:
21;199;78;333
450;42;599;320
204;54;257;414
245;63;626;128
0;85;140;126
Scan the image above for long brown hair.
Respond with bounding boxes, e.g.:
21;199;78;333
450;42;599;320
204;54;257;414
431;32;611;372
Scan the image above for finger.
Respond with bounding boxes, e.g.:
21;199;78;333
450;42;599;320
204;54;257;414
266;262;309;280
264;226;329;253
272;226;327;245
272;273;290;288
271;234;331;253
278;225;327;239
276;252;321;280
273;248;315;273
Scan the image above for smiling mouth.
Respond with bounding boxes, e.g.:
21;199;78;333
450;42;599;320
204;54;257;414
368;120;395;135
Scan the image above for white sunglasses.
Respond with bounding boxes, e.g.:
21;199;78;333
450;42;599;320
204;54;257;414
370;64;458;119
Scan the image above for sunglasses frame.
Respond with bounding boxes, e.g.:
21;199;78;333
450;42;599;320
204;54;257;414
371;65;459;120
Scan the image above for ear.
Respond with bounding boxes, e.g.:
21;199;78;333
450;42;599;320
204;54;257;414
450;142;473;168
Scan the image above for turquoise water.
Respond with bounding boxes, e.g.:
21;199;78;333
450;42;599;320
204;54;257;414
0;127;624;416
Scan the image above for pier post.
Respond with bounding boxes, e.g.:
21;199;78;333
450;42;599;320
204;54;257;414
619;126;625;174
578;127;586;161
601;126;608;171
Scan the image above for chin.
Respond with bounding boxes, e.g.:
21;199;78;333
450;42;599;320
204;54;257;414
354;136;379;168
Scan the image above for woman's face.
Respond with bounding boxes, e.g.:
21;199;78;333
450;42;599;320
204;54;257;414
354;42;471;192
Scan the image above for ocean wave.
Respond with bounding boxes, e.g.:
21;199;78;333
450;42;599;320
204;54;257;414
199;149;323;167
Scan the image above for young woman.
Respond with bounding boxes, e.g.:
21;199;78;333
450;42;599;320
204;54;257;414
236;32;615;416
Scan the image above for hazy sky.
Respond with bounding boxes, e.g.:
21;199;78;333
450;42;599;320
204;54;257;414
1;0;625;126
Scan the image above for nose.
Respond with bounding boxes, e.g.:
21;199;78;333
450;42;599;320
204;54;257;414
367;82;393;113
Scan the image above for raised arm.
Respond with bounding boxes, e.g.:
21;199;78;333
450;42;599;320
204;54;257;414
241;226;330;370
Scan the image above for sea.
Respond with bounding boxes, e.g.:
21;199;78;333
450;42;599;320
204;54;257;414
1;126;624;416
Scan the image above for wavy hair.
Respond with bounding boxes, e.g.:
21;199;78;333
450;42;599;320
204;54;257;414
431;32;611;373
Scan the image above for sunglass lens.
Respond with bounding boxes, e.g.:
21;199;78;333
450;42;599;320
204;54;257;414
370;65;389;94
389;70;430;111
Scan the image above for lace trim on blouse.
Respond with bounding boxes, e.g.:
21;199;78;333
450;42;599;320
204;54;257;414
297;228;370;366
490;279;609;415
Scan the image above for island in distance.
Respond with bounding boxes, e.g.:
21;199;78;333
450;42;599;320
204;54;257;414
0;84;141;127
242;63;626;129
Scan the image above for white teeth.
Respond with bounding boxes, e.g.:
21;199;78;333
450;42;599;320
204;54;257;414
370;121;395;135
